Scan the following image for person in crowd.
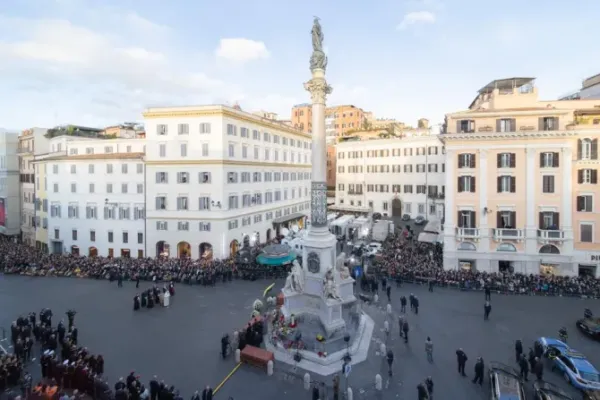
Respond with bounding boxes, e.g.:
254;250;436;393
425;337;433;362
425;376;434;399
472;357;484;385
484;285;491;301
456;348;468;377
400;296;407;313
201;385;213;400
66;310;76;330
518;354;529;381
417;381;429;399
413;296;420;314
386;285;391;303
134;294;141;311
398;315;405;338
483;301;492;320
514;339;523;363
386;349;394;377
534;357;544;381
402;319;409;344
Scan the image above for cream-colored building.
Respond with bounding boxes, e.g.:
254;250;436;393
443;77;600;277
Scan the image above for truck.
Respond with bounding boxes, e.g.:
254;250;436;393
371;220;393;242
330;215;355;239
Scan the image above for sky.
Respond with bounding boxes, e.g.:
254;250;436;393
1;0;599;131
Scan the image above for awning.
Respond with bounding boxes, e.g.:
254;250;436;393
272;212;306;224
329;205;371;213
256;251;297;266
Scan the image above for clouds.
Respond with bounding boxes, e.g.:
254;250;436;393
215;38;270;63
397;11;436;30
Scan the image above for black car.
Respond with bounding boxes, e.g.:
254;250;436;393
533;381;573;400
488;362;526;400
577;308;600;340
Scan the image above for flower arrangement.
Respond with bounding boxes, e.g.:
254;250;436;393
289;314;297;328
316;334;325;342
317;351;328;358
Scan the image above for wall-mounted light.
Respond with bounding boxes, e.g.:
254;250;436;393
483;207;493;214
211;201;222;209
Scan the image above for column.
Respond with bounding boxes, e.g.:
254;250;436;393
561;147;574;254
304;69;332;235
525;148;537;255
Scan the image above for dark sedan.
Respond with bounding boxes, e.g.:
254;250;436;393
533;381;573;400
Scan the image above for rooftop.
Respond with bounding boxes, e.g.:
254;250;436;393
477;77;536;94
38;152;144;162
45;125;106;139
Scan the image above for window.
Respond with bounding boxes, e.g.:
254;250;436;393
578;169;598;184
403;184;413;193
177;196;188;210
108;231;114;243
71;183;76;193
86;147;94;155
53;183;58;193
199;172;211;183
199;196;210;210
104;206;116;219
416;185;426;194
178;123;189;135
228;220;238;230
242;145;248;158
121;183;128;193
107;183;113;193
121;164;128;174
539;117;558;131
227;124;237;136
227;172;238;183
126;146;132;153
458;176;476;193
542;175;555;193
89;183;95;193
180;143;188;157
90;230;96;242
496;176;515;193
497;211;516;228
104;146;113;153
70;165;76;174
177;172;189;184
72;230;77;241
53;164;58;174
580;223;593;243
137;184;143;194
156;196;167;210
137;164;143;174
254;147;259;160
457;119;475;133
578;138;598;160
202;143;209;156
159;144;166;157
418;203;425;214
427;164;438;173
88;164;94;174
539;212;559;230
68;204;79;218
458;153;476;168
156;221;168;230
228;144;235;157
240;127;249;138
383;202;388;211
540;152;559;168
497;153;515;168
156;172;168;183
496;118;515;132
228;195;238;209
577;195;593;212
157;124;168;135
107;164;113;174
457;211;476;228
194;122;210;134
86;205;97;219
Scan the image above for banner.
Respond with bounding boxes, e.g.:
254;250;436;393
0;198;5;227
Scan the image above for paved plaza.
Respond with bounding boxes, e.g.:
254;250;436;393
1;275;598;399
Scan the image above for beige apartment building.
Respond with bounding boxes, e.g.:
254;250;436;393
442;77;600;277
291;104;368;136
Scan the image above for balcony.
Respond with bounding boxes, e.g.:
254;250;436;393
428;192;445;201
492;228;524;242
17;146;33;155
537;229;565;243
456;228;479;240
347;190;363;196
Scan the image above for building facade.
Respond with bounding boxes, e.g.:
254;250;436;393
443;77;600;277
143;105;311;260
291;104;368;136
0;131;20;237
335;134;445;219
42;137;146;257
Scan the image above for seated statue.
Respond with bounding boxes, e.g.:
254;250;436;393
336;252;350;280
323;267;342;300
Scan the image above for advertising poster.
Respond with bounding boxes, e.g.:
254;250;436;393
0;198;5;227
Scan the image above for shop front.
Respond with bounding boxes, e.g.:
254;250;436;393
272;213;307;236
577;252;600;278
458;260;476;271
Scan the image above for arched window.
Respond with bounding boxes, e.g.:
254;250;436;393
457;242;476;251
539;244;560;254
497;243;516;252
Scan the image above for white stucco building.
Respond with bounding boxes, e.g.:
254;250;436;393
0;130;20;237
335;134;446;220
44;136;146;257
143;105;312;260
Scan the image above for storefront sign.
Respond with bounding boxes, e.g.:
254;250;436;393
591;255;600;262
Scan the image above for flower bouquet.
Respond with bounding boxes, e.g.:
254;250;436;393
316;334;325;343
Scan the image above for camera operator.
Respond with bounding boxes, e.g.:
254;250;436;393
221;334;230;359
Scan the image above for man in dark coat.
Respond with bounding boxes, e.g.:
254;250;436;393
456;348;468;376
472;357;484;385
400;296;407;313
402;320;409;344
515;339;523;362
534;357;543;380
484;301;492;320
149;376;160;400
518;354;529;381
201;386;213;400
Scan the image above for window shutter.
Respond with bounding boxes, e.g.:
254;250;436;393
510;176;516;193
591;169;598;184
538;212;543;229
539;152;544;167
456;120;461;133
592;139;598;160
510;119;516;132
458;155;463;168
577;139;583;160
497;154;501;168
471;176;476;192
496;119;501;132
457;176;463;192
553;212;560;229
497;177;501;192
510;153;516;168
578;170;584;184
86;207;90;219
155;172;160;182
510;211;516;227
457;211;463;227
103;207;107;219
576;196;584;212
553;152;559;167
155;197;160;209
496;212;502;229
538;117;545;131
470;155;476;168
471;211;476;228
552;117;559;130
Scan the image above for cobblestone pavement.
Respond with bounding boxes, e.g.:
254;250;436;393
1;275;598;399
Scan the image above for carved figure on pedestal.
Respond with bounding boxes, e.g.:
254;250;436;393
323;267;342;300
284;261;305;293
336;252;351;280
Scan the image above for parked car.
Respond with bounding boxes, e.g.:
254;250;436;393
414;215;427;225
533;381;573;400
577;309;600;341
365;242;382;257
488;362;526;400
535;337;600;391
401;214;411;221
372;212;382;221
